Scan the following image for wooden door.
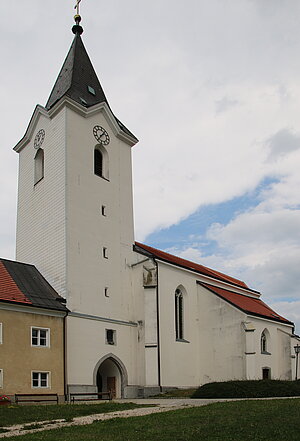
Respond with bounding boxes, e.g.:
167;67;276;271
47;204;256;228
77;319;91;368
107;376;116;398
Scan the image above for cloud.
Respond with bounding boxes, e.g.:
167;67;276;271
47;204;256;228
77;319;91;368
207;209;300;255
266;128;300;160
1;1;300;335
215;97;240;114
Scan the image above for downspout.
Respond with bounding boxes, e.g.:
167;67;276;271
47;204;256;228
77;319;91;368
155;260;162;391
63;312;68;402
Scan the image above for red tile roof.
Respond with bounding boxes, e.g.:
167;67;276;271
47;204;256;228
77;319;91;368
135;242;249;289
200;282;293;325
0;261;31;304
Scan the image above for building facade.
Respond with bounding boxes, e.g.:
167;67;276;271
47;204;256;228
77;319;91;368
6;17;299;398
0;259;67;399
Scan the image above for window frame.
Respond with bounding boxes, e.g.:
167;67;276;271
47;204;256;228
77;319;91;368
34;148;44;185
31;327;50;348
106;329;116;346
0;369;3;388
0;323;2;344
31;371;50;389
94;145;109;180
94;148;103;177
175;288;184;341
262;367;271;380
261;329;271;354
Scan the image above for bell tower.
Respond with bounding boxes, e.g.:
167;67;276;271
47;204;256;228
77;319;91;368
15;13;138;304
14;12;140;396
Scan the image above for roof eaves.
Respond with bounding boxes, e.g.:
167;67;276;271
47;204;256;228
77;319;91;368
199;282;293;326
0;298;68;314
134;243;254;292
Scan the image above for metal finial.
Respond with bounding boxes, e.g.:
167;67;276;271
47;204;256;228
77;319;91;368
74;14;82;25
74;0;82;16
72;1;83;35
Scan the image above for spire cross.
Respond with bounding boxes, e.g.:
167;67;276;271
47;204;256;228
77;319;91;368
74;0;82;15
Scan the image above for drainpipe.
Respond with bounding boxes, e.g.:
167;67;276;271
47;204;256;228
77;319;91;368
155;260;162;392
63;312;68;402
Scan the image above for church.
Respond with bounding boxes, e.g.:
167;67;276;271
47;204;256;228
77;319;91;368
0;12;299;400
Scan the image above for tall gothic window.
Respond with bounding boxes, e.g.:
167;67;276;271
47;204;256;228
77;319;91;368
34;148;44;184
261;330;269;353
175;288;184;340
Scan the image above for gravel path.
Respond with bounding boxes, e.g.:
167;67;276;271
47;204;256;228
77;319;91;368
0;400;210;438
3;396;296;438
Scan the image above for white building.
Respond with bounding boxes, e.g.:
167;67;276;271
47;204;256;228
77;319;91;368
12;16;299;398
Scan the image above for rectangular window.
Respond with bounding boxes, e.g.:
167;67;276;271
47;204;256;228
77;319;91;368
106;329;116;345
0;369;3;388
101;205;106;216
31;327;50;347
32;371;50;388
0;323;2;344
104;287;109;297
103;247;108;259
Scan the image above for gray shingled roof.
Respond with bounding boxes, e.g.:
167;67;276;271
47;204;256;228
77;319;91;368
46;33;137;141
0;258;68;313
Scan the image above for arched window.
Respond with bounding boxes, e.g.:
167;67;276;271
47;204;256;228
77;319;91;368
34;148;44;184
175;288;184;340
94;149;103;177
94;146;109;180
261;329;270;354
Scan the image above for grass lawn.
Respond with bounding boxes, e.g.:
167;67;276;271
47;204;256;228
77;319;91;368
5;398;300;441
0;402;147;427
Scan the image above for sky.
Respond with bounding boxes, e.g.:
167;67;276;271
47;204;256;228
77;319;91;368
1;0;300;333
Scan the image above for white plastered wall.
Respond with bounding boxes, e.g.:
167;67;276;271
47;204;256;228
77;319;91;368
65;106;135;319
16;101;141;394
63;104;142;392
152;261;294;387
16;109;67;297
244;316;293;380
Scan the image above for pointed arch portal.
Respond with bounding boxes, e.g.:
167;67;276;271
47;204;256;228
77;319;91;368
93;354;128;399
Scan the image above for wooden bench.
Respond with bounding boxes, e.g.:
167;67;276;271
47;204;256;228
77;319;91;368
69;391;112;403
15;393;59;404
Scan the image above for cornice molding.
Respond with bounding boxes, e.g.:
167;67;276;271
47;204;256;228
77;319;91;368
0;301;66;318
14;98;138;154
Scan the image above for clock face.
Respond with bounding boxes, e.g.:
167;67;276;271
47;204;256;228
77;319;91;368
34;129;45;149
93;125;110;146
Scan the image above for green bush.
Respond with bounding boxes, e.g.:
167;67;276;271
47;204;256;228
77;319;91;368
191;380;300;399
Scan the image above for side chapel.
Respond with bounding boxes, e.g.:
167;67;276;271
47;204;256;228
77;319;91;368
0;13;299;399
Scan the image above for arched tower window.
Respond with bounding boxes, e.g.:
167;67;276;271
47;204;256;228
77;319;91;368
175;288;184;340
34;148;44;184
94;145;109;180
94;149;103;177
261;329;270;354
